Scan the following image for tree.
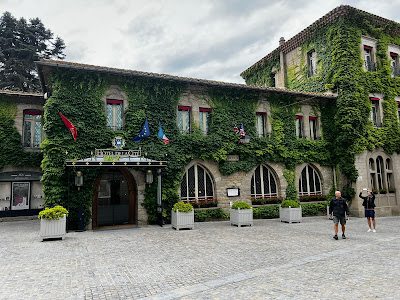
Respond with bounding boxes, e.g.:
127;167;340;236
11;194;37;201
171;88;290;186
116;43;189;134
0;11;66;92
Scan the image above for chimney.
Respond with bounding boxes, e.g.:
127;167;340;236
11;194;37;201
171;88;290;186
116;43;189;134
279;37;285;46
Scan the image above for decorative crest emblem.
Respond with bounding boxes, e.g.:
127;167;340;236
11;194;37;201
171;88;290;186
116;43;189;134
112;136;126;149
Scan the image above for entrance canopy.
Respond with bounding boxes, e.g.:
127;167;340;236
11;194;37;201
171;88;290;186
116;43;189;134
65;149;167;168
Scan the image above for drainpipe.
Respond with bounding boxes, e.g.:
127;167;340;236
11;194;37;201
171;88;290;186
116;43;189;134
157;168;163;226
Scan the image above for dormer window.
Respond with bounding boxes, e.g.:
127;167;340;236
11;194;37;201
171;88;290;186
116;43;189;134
307;50;317;77
106;99;123;130
256;112;267;137
178;106;191;134
199;108;210;135
364;45;376;72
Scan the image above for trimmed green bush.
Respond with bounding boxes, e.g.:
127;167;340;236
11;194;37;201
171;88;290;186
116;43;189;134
194;208;229;222
231;201;251;210
38;205;69;220
253;205;280;219
172;201;193;212
280;200;300;208
301;202;327;215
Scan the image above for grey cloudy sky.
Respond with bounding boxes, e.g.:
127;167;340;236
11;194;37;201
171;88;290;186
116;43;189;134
2;0;400;83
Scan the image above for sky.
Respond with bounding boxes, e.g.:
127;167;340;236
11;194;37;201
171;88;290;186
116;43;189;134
2;0;400;84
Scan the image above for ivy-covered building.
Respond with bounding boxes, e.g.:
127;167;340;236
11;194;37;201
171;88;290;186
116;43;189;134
241;5;400;216
29;59;337;229
3;4;399;228
0;90;44;217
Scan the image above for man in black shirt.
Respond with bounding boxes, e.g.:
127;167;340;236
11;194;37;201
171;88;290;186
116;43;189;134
329;191;350;240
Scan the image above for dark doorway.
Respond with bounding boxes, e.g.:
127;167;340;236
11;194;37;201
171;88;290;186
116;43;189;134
93;167;136;228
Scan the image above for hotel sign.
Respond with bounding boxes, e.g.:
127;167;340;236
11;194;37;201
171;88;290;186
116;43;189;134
95;149;141;157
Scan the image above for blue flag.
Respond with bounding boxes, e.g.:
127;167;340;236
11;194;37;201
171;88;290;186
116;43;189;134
132;119;150;142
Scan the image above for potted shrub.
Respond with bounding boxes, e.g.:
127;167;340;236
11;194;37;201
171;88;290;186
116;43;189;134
379;188;388;194
171;201;194;230
388;187;396;193
38;205;69;241
230;201;253;227
279;200;302;223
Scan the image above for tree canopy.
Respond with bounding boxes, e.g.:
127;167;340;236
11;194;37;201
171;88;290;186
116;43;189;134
0;11;66;92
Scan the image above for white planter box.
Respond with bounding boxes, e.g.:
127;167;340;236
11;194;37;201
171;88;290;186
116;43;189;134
230;208;253;227
279;206;302;223
40;215;67;241
171;210;194;230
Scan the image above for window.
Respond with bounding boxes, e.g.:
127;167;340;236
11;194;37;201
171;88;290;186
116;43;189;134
106;100;123;130
295;115;303;138
180;164;214;201
256;112;267;137
309;117;318;140
364;45;376;72
23;110;43;148
298;165;322;196
397;102;400;122
178;106;191;134
251;165;278;198
270;73;276;87
307;50;317;77
199;108;210;135
390;52;399;77
369;155;394;193
370;98;381;127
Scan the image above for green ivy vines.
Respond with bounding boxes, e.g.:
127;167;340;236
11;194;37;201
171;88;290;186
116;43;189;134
37;63;337;225
0;96;43;170
242;9;400;184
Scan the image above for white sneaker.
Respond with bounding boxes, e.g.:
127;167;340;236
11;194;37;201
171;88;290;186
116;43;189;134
373;229;376;233
367;229;372;232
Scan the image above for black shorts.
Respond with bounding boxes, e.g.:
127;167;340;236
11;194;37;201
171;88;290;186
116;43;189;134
365;210;375;218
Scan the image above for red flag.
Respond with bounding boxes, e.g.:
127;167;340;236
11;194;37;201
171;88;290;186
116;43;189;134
59;113;77;141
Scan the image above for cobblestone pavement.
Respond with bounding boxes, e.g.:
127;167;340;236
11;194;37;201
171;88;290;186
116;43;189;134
1;215;399;300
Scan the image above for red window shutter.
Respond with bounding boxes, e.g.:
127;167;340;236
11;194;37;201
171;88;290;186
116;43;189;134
364;45;373;50
309;117;318;120
24;110;42;115
369;97;380;101
256;112;267;115
390;52;398;57
295;115;303;119
178;106;191;111
107;99;123;104
199;108;211;112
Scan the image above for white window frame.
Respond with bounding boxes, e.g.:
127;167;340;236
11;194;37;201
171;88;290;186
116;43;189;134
178;106;191;134
296;116;303;138
199;108;210;135
180;164;214;201
298;165;322;196
256;112;267;137
370;98;381;127
309;117;318;140
307;50;317;77
361;37;377;72
23;110;43;148
251;165;278;198
106;99;123;131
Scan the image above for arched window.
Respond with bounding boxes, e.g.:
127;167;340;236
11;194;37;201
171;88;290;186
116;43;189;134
180;164;214;201
298;165;322;196
251;165;278;198
376;156;384;190
369;158;376;191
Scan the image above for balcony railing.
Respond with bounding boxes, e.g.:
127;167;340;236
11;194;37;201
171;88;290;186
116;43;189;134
364;60;377;72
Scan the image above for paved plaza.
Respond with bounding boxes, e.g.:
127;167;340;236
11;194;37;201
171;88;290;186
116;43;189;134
1;215;399;300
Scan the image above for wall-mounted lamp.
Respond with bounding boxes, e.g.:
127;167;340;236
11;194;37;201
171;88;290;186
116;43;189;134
239;135;250;144
75;171;83;190
146;170;153;185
